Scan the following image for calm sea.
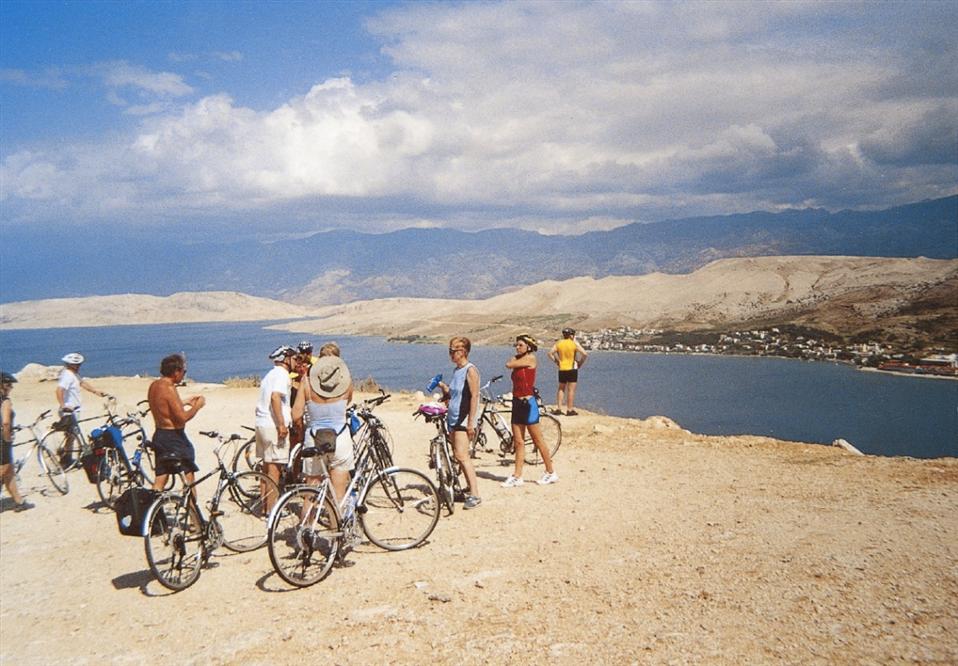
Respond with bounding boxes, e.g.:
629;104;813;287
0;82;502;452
1;321;955;459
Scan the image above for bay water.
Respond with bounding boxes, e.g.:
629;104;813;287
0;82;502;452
1;321;954;458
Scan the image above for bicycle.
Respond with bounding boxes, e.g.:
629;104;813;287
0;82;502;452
267;422;440;588
8;410;69;497
231;390;396;491
95;400;161;509
142;431;279;592
470;375;561;465
39;396;118;473
413;402;464;516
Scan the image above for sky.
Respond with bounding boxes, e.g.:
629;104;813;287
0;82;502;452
1;0;956;239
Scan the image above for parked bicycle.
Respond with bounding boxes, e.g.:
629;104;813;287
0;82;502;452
267;421;440;588
142;431;279;591
231;390;397;491
8;410;69;497
413;402;463;516
470;375;561;464
95;400;161;508
40;396;117;472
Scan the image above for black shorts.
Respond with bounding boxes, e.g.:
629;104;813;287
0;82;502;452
558;369;578;384
152;429;199;475
1;440;13;466
511;397;541;426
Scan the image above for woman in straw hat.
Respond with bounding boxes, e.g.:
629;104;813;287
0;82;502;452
291;351;354;502
501;334;558;487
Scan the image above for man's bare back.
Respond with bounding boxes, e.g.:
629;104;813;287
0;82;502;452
148;376;204;430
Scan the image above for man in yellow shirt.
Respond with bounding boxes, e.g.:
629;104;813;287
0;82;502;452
548;328;588;416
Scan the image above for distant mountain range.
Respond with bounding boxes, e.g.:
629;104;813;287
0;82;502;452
2;195;955;305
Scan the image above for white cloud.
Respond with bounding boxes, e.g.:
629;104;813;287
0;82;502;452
2;1;956;228
212;50;243;62
93;61;194;97
0;67;68;90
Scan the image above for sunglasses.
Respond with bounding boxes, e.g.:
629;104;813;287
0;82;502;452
448;347;464;354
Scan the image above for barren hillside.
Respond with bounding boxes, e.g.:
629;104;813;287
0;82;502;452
272;256;958;347
0;291;321;330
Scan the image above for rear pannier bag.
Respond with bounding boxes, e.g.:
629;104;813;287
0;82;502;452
115;487;162;537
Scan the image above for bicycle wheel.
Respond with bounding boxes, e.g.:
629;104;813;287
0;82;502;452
37;444;69;495
361;468;440;551
219;471;278;552
231;436;260;474
144;494;204;591
268;485;339;587
524;414;561;465
40;429;81;470
96;448;128;508
433;440;455;516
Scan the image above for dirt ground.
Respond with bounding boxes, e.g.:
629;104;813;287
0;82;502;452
1;374;956;665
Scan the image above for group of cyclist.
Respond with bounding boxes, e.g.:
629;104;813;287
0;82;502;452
1;326;587;516
437;328;587;507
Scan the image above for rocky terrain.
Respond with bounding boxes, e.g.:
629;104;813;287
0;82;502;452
1;375;956;664
272;256;958;349
0;291;321;330
2;256;954;353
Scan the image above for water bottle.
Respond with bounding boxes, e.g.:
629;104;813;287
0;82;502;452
131;449;142;468
426;373;443;392
344;489;357;521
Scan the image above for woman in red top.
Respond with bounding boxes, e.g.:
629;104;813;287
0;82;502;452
502;335;558;487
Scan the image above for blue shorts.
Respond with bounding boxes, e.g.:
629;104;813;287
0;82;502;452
511;396;541;426
152;429;199;475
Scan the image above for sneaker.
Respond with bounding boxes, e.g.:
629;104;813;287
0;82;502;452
550;408;563;416
566;410;579;416
536;472;559;485
13;500;36;512
501;475;524;488
463;495;482;510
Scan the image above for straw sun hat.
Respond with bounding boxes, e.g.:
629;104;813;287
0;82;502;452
308;356;352;398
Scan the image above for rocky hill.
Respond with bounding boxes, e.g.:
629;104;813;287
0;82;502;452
271;256;958;350
0;291;320;330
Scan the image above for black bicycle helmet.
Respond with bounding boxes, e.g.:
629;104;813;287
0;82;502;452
561;327;575;337
297;340;314;353
1;371;17;384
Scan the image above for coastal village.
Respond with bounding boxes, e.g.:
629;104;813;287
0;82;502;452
578;326;958;378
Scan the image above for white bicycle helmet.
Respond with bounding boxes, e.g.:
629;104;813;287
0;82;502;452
62;352;85;365
268;345;295;360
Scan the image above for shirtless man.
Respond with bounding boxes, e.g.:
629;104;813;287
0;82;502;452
147;353;205;491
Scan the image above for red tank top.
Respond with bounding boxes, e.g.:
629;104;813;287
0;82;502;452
511;365;536;397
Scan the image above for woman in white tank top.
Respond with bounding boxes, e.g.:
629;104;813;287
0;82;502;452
292;352;354;502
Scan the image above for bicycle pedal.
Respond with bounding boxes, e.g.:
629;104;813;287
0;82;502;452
209;510;224;518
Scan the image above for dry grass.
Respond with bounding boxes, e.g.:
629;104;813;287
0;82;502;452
223;375;260;388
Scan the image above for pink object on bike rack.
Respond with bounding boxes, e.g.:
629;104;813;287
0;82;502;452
416;403;447;417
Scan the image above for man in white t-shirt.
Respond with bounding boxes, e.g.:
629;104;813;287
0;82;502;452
56;352;109;463
255;345;295;510
57;352;108;415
